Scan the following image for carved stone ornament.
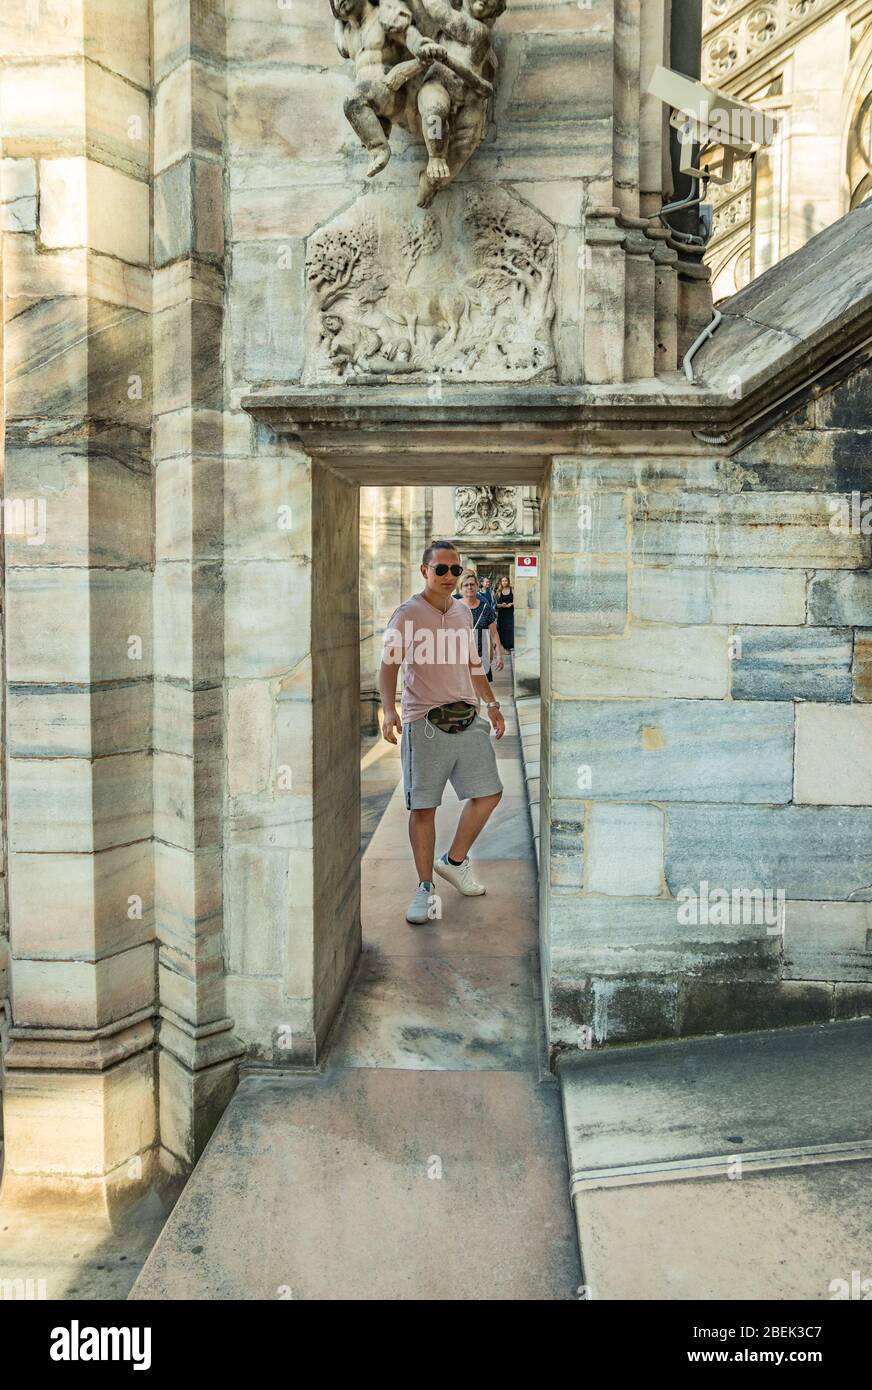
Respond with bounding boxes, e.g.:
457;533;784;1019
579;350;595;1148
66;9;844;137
304;184;557;384
330;0;506;208
455;485;518;535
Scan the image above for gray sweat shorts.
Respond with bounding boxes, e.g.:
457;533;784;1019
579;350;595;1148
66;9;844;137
400;713;504;810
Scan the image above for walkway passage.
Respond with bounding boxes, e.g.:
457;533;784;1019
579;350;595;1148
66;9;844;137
131;663;581;1300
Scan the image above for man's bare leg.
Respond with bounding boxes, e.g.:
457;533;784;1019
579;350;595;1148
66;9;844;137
409;806;437;882
447;790;502;861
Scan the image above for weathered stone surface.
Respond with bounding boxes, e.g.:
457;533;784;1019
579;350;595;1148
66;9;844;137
550;898;780;980
154;59;224;172
154;156;223;265
225;843;300;980
7;752;152;853
2;1053;156;1189
153;0;226;81
1;192;36;231
3;233;151;309
550;699;795;803
794;704;872;806
153;748;221;854
731;626;853;702
679;981;834;1037
155;840;222;950
665;805;872;901
551;626;729;699
153;562;223;686
633;492;869;569
632;566;807;625
223;452;310;562
589;979;678;1044
5;568;151;683
734;423;872;493
153;686;222;766
13;945;154;1030
9;842;154;960
5;295;152;423
229;180;353;242
549;489;628;554
227;682;273;798
227;68;350;182
229;239;305;384
153;299;223;413
549;555;627;634
854;630;872;701
224;560;311;679
155;454;223;563
40;157;149;262
4;439;151;568
7;682;151;759
2;61;148;176
814;362;872;429
808;571;872;626
545;799;585;892
586;803;664;896
782;901;872;983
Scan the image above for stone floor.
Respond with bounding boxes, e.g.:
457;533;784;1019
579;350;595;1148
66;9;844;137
561;1018;872;1300
127;656;583;1299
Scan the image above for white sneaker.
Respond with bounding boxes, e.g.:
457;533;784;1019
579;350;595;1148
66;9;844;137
406;881;437;925
434;852;486;896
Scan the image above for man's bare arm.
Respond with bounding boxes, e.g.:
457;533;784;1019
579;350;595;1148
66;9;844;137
378;657;403;743
471;668;505;738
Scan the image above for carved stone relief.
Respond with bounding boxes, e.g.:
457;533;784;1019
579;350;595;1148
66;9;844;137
304;184;557;384
455;485;518;535
329;0;506;209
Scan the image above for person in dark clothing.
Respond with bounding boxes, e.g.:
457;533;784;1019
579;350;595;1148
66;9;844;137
459;570;503;681
495;575;515;653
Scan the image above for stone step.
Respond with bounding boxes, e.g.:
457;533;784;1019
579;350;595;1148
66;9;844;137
559;1018;872;1299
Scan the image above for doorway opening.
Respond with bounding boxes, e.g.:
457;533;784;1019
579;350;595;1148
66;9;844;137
331;477;545;1073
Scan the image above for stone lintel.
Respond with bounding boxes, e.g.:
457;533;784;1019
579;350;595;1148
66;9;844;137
243;311;872;464
243;382;723;479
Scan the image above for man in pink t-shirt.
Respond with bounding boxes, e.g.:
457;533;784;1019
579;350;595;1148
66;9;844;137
379;540;506;925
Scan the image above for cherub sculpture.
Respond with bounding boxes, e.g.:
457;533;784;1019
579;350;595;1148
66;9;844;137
407;0;505;207
330;0;505;206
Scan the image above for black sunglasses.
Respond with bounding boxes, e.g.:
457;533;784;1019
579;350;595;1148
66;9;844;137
430;563;464;576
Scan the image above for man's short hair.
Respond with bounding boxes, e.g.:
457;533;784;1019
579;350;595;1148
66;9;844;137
422;540;460;567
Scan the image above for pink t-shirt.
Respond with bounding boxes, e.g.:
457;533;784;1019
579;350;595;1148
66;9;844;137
383;592;484;723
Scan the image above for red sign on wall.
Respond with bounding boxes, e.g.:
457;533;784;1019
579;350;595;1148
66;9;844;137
515;554;538;575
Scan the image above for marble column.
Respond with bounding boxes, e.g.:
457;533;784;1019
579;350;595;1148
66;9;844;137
1;0;156;1214
151;0;244;1177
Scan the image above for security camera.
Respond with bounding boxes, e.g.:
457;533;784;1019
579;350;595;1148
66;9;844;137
647;65;778;184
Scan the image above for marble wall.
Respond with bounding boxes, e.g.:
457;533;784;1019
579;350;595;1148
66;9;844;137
540;365;872;1052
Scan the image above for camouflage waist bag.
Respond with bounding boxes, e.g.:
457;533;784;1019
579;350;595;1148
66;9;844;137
426;700;478;733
